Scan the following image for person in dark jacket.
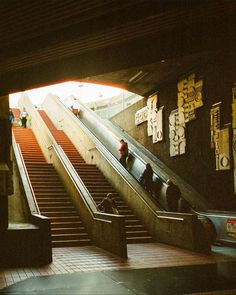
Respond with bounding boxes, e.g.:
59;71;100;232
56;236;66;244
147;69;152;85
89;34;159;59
178;197;190;213
166;179;181;212
97;193;119;214
139;163;153;194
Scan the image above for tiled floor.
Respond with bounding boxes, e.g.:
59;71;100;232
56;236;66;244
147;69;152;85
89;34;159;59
0;242;235;290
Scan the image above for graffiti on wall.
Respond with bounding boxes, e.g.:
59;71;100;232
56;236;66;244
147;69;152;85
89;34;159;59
169;74;204;157
210;102;230;170
135;93;164;143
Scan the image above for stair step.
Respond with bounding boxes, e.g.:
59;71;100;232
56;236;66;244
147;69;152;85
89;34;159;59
33;189;68;194
52;239;92;248
41;211;77;217
39;206;74;212
52;232;89;241
126;236;154;244
38;201;73;206
35;192;69;197
51;227;86;234
125;224;146;229
126;230;151;237
51;221;83;228
49;216;81;222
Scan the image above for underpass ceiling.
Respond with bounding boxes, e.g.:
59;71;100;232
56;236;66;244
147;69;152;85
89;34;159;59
0;1;235;96
83;51;219;97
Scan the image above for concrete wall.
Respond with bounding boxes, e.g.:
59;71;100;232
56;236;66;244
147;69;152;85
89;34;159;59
112;52;236;210
8;155;29;223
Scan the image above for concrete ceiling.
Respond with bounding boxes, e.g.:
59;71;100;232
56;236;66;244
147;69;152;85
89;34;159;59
0;1;235;96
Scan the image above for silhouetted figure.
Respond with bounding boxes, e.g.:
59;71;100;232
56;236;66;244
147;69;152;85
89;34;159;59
119;139;128;168
152;175;162;199
139;163;153;194
9;109;14;124
97;193;119;214
166;179;181;212
178;197;190;213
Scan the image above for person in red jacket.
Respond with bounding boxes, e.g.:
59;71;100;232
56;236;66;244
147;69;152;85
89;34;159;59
118;139;128;168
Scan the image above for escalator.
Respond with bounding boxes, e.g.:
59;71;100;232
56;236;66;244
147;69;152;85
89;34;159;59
70;101;236;248
12;109;92;247
39;110;153;244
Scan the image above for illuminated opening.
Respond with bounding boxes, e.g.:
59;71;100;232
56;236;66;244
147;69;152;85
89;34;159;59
9;81;143;119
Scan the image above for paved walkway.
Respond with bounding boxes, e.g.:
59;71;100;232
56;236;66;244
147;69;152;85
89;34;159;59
0;243;236;291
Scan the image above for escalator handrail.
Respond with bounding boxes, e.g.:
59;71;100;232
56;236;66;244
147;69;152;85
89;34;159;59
76;99;211;210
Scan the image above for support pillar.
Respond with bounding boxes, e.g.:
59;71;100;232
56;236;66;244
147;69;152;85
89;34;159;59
0;95;12;231
0;164;9;230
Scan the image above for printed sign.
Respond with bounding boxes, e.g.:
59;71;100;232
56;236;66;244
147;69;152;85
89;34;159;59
226;218;236;239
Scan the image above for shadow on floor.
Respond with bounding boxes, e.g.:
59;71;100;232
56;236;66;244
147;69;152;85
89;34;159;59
1;262;236;295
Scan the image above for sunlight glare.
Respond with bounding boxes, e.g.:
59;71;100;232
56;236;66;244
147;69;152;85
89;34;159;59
9;81;126;108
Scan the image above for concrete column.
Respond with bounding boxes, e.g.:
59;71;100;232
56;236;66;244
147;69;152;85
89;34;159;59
0;164;9;230
0;96;12;230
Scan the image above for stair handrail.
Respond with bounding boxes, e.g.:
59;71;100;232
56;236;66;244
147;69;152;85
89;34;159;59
12;133;40;214
49;143;99;212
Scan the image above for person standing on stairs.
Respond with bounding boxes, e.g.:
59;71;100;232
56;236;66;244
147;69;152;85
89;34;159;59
71;97;81;117
20;107;29;128
118;139;128;168
97;193;119;215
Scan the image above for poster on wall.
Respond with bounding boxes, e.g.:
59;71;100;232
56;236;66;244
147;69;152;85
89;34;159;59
210;102;230;171
147;94;158;137
169;73;203;157
210;102;221;149
152;106;164;143
135;106;147;125
135;93;164;143
177;74;203;123
218;126;230;170
169;109;186;157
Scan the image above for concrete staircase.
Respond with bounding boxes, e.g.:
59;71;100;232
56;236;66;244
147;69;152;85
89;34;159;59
12;109;92;247
39;110;154;244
